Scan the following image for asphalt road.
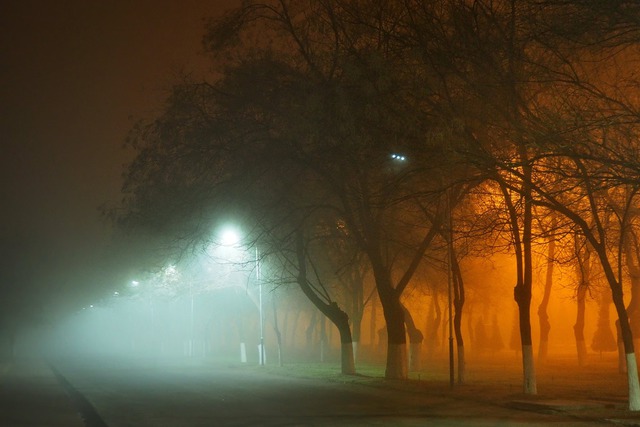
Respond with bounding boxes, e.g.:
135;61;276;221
54;358;614;426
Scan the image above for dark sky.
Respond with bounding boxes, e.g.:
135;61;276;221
0;1;238;316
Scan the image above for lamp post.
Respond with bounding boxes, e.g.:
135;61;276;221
257;246;265;365
189;281;194;357
220;227;265;365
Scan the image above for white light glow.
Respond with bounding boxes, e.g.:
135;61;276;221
221;228;241;246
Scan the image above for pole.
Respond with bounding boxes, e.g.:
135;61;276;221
190;284;194;357
257;246;265;365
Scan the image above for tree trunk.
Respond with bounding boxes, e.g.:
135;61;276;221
580;215;634;384
490;313;504;352
519;179;537;395
625;238;640;369
500;175;536;395
320;313;327;362
369;293;377;353
384;298;408;379
617;320;626;373
295;231;355;375
425;293;441;358
289;309;300;355
537;222;555;363
574;283;588;367
515;286;537;394
592;290;617;358
598;247;640;410
451;251;466;383
573;237;590;366
272;293;284;367
351;308;362;364
350;270;364;364
305;310;317;357
369;250;407;379
505;0;536;395
402;304;423;372
619;311;640;411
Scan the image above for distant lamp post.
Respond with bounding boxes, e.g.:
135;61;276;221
256;246;264;366
218;226;265;366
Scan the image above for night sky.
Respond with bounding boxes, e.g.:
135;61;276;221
1;1;238;318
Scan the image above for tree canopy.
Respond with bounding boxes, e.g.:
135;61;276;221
118;0;640;408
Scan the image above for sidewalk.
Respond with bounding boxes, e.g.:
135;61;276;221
0;359;85;427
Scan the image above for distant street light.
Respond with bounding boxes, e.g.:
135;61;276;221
218;226;265;365
256;246;264;366
221;228;241;246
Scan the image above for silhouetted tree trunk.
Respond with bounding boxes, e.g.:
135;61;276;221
624;232;640;364
451;247;466;384
537;216;556;363
499;173;537;395
320;315;327;362
369;293;377;353
343;261;368;363
290;309;301;355
425;292;441;358
574;235;591;366
574;283;588;367
402;304;423;371
591;288;617;356
305;310;317;357
490;313;505;353
272;292;283;367
296;231;355;374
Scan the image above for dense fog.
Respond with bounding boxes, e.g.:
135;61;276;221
3;245;620;371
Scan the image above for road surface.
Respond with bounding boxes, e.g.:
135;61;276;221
54;358;617;426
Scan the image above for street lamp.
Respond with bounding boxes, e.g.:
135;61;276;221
221;228;240;246
256;246;264;366
218;226;265;365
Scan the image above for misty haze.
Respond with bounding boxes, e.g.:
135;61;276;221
3;1;640;426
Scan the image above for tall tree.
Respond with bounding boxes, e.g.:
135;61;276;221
537;213;557;364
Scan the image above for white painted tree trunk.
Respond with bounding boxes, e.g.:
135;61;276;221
522;344;537;394
626;353;640;411
386;343;408;379
240;342;247;363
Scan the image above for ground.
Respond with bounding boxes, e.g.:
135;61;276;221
2;349;640;426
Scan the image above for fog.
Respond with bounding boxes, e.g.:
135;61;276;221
11;244;262;364
0;0;626;379
41;287;257;361
3;244;621;375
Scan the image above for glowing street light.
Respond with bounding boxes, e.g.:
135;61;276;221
221;228;241;246
218;226;265;365
256;246;264;366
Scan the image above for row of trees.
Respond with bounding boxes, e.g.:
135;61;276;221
116;0;640;409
